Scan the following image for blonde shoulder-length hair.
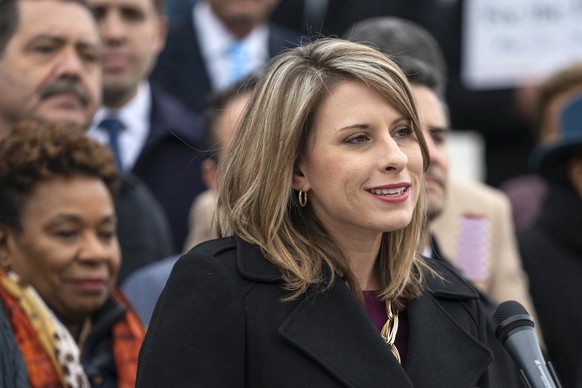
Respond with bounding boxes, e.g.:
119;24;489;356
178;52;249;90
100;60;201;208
217;38;430;309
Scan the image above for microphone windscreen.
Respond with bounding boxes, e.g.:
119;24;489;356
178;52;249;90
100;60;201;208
493;300;535;343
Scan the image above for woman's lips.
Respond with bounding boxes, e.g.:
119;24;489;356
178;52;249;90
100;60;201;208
69;278;107;292
367;183;411;204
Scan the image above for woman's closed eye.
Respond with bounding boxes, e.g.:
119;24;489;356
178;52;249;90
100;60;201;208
54;229;78;239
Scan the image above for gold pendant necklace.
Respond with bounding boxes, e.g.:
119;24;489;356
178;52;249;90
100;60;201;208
380;300;401;364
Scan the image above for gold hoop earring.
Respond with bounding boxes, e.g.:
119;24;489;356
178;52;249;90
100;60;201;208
298;190;307;208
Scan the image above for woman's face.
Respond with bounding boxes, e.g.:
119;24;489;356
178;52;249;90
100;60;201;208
4;176;120;321
294;80;424;242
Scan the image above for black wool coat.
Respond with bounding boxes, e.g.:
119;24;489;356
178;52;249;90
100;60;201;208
137;236;501;387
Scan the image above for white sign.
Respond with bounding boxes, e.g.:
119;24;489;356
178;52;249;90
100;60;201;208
462;0;582;90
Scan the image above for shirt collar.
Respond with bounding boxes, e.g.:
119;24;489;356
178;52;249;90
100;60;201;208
194;0;234;59
91;81;151;133
194;0;269;59
116;81;151;134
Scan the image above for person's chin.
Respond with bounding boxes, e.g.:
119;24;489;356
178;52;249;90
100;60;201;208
59;296;110;321
37;109;90;129
103;71;133;86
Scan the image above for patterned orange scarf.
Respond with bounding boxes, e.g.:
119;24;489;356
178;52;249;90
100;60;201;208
110;289;146;388
0;276;144;387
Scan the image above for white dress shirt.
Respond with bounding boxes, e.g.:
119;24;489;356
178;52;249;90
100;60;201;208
194;0;269;90
88;82;151;171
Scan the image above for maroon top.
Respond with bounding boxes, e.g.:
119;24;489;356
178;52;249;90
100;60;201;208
363;291;409;365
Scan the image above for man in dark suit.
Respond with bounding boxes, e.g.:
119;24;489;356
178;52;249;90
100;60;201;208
0;0;173;284
87;0;206;251
151;0;300;115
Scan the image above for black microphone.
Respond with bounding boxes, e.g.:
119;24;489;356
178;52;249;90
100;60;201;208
492;300;561;388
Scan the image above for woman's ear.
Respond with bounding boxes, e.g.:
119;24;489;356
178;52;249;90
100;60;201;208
292;161;309;191
0;226;13;271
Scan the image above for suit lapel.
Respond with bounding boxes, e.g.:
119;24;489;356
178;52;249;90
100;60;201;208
279;281;414;387
137;84;203;163
188;18;213;110
154;16;212;113
139;85;168;157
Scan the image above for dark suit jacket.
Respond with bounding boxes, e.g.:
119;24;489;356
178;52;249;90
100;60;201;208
150;15;300;115
137;236;507;387
115;172;174;283
131;84;205;251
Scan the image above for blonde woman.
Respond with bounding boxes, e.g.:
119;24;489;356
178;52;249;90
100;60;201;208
137;39;498;387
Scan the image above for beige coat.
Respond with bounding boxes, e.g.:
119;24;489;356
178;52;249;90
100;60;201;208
431;175;538;323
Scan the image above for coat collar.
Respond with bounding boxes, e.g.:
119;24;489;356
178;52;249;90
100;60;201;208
235;236;492;386
236;236;282;282
280;280;415;387
422;252;481;299
235;236;480;298
278;280;491;387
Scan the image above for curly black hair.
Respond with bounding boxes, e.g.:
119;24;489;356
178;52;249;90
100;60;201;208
0;120;119;231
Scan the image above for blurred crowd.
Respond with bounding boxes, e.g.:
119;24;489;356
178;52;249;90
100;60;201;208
0;0;581;387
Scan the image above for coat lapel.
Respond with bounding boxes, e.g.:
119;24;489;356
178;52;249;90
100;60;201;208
236;237;408;386
236;237;492;387
279;281;414;387
139;84;203;160
404;257;493;387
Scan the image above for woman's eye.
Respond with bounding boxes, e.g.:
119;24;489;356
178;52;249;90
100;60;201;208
347;134;369;144
394;127;412;138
